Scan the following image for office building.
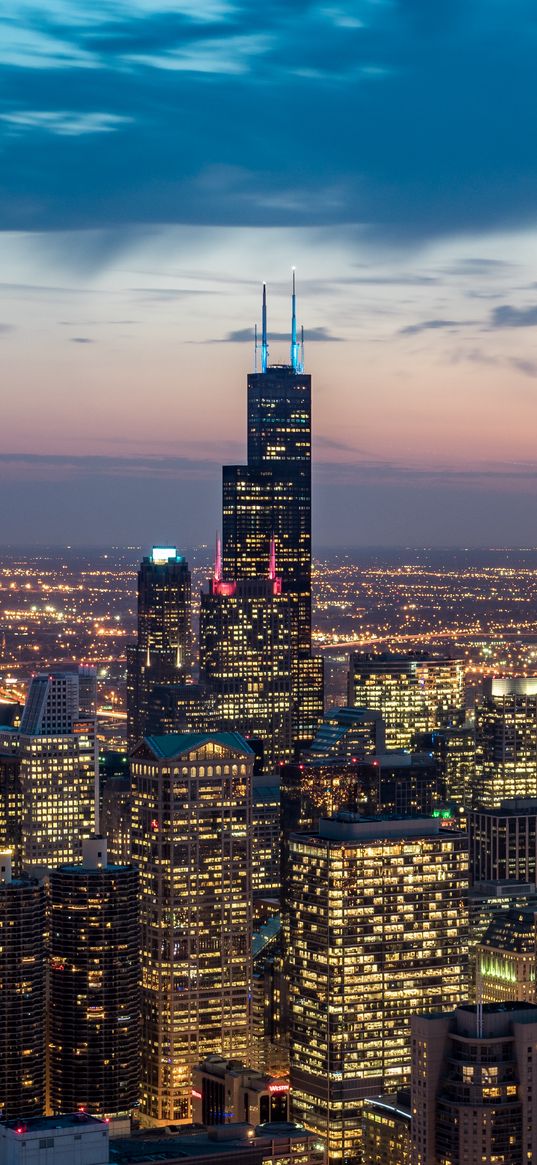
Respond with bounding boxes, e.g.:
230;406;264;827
127;548;192;748
0;732;21;871
413;726;476;809
100;774;131;865
287;815;469;1162
20;668;94;736
348;653;464;751
362;1091;411;1165
411;1002;537;1164
0;672;96;871
469;798;537;885
252;949;287;1078
222;281;324;750
307;705;385;761
476;907;537;1004
0;855;46;1121
199;563;293;770
373;752;445;816
146;681;216;736
191;1055;289;1127
131;733;254;1124
252;774;281;899
48;837;140;1121
475;676;537;804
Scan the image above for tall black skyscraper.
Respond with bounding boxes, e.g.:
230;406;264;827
223;279;323;749
127;547;192;748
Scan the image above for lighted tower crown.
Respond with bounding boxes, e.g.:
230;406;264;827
254;274;304;373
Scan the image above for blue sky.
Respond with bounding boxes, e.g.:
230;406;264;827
2;0;537;545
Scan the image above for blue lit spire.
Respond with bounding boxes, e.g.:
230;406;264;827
290;268;298;370
261;282;268;373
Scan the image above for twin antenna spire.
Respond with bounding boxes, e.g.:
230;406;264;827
254;271;304;374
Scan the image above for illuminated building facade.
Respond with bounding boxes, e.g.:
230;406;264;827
0;731;22;871
0;855;46;1120
411;1002;537;1165
222;282;323;750
476;908;537;1004
362;1091;411;1165
307;705;385;761
0;671;97;871
199;569;293;770
287;816;469;1163
48;837;140;1120
127;548;192;748
191;1055;289;1127
475;677;537;805
131;732;253;1124
348;653;464;751
413;726;475;810
252;774;281;898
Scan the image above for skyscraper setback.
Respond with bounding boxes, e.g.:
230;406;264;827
223;280;323;750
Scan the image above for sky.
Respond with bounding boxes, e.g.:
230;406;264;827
2;0;537;547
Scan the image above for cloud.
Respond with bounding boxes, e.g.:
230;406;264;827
70;335;94;342
0;110;132;135
399;318;466;337
490;304;537;328
217;325;342;342
2;0;537;244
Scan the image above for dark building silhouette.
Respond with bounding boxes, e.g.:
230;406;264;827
222;281;323;750
127;548;192;748
0;855;46;1120
48;837;140;1120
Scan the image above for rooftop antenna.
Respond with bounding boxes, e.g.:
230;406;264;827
254;323;258;373
214;532;222;582
300;323;305;373
261;282;268;373
268;534;277;581
290;268;298;370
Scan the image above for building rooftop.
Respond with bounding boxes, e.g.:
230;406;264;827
314;813;465;843
480;908;537;954
140;733;255;759
110;1123;313;1163
4;1114;105;1134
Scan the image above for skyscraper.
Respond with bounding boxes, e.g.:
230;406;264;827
199;549;293;769
475;677;537;805
1;670;96;871
127;548;192;748
287;815;469;1162
0;854;46;1120
131;732;253;1124
223;280;323;750
48;837;140;1122
411;1002;537;1165
348;653;465;751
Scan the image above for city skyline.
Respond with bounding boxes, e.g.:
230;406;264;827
2;3;537;545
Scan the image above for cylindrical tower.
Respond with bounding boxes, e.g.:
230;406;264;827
48;837;140;1119
0;854;46;1119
